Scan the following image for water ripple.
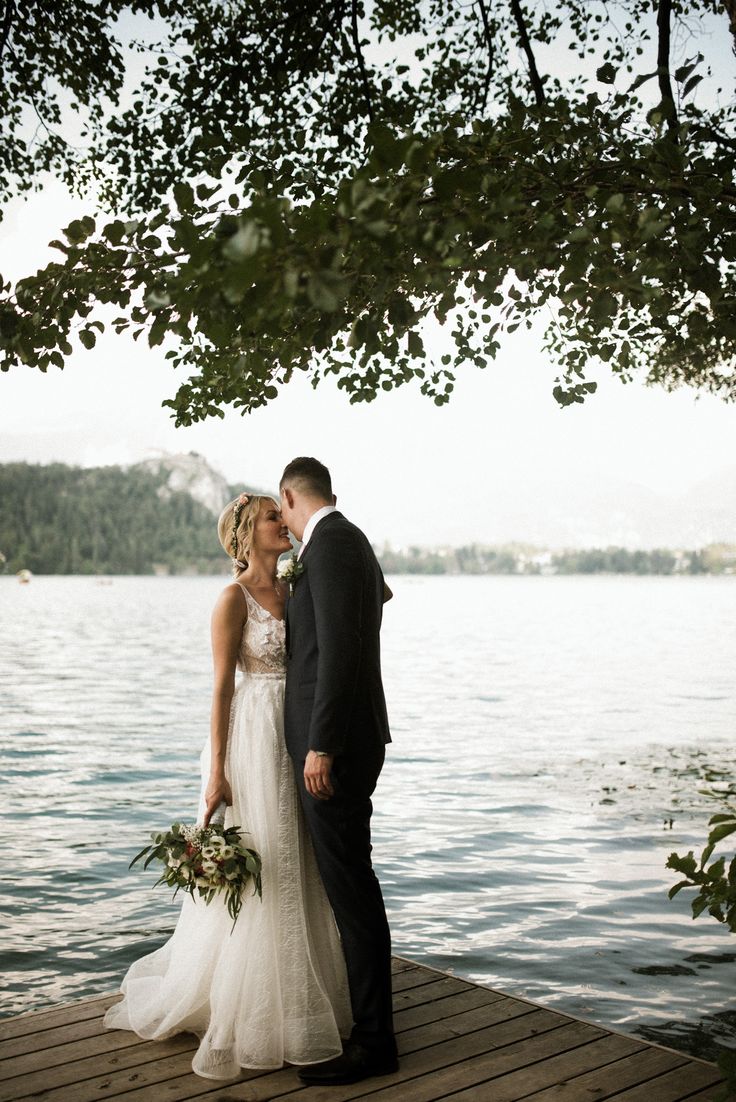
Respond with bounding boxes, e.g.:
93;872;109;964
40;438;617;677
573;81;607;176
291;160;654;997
1;574;735;1063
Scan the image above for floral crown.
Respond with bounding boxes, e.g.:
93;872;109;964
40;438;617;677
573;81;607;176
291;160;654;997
231;493;250;559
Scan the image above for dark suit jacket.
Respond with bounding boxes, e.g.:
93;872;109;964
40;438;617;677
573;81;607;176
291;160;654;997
284;511;391;759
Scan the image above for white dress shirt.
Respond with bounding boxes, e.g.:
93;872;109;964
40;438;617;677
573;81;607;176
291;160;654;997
297;505;337;559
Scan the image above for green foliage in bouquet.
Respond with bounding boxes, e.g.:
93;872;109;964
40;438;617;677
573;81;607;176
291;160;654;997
131;819;262;926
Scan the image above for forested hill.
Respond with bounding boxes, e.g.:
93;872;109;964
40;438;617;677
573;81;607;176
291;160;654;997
0;458;240;575
2;458;734;577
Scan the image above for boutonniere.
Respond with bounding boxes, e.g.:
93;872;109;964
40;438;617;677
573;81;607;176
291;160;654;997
277;552;305;595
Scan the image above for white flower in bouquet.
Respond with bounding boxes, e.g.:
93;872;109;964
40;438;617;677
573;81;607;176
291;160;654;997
130;817;263;927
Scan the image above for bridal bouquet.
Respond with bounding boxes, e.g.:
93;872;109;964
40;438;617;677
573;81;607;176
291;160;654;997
130;818;262;925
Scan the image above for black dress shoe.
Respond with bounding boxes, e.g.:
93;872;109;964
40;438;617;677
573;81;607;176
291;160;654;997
297;1042;399;1086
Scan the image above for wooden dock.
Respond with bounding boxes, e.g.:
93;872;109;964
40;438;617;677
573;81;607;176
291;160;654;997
1;957;731;1102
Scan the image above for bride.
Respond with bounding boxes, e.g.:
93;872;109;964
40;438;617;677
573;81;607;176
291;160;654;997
103;493;352;1079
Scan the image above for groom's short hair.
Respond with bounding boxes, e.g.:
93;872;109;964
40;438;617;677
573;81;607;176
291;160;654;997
280;457;333;502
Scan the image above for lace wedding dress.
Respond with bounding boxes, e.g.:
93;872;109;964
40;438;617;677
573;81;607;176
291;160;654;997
103;584;352;1079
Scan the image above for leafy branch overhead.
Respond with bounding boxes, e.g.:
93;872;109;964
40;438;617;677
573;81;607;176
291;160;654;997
0;1;734;423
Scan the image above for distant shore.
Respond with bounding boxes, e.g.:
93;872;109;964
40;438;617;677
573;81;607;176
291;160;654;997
378;543;736;576
3;458;734;577
2;543;736;579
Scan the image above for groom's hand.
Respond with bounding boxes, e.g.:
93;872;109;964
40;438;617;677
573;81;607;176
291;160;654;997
304;750;335;800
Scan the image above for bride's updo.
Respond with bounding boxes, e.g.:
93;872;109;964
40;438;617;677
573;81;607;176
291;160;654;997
217;493;268;576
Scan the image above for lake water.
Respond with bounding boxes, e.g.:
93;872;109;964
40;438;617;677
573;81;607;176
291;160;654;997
1;574;735;1062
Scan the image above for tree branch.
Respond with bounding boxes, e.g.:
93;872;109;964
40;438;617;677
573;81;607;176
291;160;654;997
475;0;494;114
350;0;374;123
509;0;545;106
657;0;678;136
722;0;736;55
0;0;16;66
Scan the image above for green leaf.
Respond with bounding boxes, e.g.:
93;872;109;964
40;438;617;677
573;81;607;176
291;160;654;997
708;822;736;845
596;63;617;85
369;125;406;170
129;845;152;869
407;331;424;358
705;856;726;881
682;74;703;98
307;271;343;312
692;895;710;918
103;221;126;247
629;71;657;93
148;315;168;347
674;54;703;83
173;183;195;212
63;220;90;244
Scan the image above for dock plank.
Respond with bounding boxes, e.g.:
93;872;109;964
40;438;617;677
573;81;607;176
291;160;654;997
431;1032;650;1101
519;1045;690;1100
592;1060;725;1101
392;976;474;1011
0;1026;149;1078
96;1012;570;1102
392;986;501;1031
271;1016;594;1102
0;957;730;1102
685;1088;734;1102
0;1013;111;1059
0;1035;197;1102
0;994;118;1042
10;999;525;1102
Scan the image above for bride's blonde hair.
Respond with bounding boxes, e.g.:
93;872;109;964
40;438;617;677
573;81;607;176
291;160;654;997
217;494;270;576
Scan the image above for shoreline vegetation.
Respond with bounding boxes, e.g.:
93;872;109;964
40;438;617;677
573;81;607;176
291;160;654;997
1;459;734;577
378;543;736;576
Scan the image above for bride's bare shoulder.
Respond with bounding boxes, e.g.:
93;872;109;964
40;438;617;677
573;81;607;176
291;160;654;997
211;582;248;624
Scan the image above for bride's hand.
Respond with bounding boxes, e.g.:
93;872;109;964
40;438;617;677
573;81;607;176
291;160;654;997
203;775;233;828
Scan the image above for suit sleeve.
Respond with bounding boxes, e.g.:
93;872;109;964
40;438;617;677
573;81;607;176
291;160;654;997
306;530;365;755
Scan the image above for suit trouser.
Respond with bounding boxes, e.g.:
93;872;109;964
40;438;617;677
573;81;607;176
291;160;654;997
295;747;395;1052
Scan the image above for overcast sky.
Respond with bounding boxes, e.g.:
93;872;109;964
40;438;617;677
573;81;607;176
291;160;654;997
1;16;734;547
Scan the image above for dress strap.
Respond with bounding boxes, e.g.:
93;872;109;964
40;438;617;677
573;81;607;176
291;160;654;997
235;581;252;614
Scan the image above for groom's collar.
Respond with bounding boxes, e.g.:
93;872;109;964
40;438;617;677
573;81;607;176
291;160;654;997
298;504;338;558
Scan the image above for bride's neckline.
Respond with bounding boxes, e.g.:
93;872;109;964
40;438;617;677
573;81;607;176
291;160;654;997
237;582;285;624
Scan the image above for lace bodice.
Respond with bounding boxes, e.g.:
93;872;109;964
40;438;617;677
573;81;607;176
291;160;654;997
236;584;286;676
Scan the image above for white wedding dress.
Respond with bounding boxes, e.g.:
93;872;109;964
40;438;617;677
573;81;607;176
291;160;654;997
103;584;352;1079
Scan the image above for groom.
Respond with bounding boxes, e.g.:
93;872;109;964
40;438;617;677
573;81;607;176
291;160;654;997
280;457;398;1086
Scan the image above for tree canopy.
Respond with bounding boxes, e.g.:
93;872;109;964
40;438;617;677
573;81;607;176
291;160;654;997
0;1;734;423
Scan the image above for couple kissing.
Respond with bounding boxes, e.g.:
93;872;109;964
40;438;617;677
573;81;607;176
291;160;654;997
104;456;398;1088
